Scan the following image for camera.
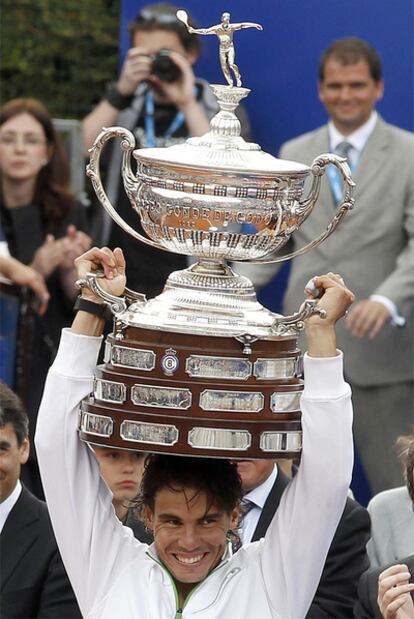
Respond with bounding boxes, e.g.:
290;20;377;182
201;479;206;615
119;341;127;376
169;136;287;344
151;49;181;83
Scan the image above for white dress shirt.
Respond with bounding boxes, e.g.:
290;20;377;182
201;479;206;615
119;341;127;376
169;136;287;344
0;479;22;533
328;111;404;326
241;465;278;544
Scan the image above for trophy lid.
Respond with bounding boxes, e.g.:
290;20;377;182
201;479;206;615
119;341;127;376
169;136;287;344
135;139;309;178
134;84;309;180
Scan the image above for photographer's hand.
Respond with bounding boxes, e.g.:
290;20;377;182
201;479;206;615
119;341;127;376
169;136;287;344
82;47;151;153
151;51;210;136
117;47;152;96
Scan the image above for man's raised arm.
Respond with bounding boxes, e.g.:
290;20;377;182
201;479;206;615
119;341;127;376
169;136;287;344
260;273;355;618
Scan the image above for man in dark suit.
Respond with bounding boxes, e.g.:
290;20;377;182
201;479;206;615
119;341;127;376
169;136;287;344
355;556;414;618
0;382;81;619
235;459;371;618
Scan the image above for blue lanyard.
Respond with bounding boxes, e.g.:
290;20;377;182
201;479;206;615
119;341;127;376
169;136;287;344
327;149;359;204
144;91;185;148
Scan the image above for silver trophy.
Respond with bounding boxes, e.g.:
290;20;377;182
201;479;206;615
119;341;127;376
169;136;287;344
79;11;354;458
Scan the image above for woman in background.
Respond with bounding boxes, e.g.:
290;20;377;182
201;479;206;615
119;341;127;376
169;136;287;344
0;98;91;496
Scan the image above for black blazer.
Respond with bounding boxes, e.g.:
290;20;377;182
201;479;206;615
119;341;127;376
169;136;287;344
251;467;371;619
354;554;414;618
0;485;81;619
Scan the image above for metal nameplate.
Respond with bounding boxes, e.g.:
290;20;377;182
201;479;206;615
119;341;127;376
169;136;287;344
131;384;192;409
270;391;302;413
260;431;302;452
186;355;252;380
109;344;156;371
80;412;114;437
199;389;264;413
188;427;252;450
94;379;127;404
120;420;179;446
254;358;298;380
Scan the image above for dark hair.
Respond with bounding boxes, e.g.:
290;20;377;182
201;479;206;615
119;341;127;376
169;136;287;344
128;3;201;56
0;382;29;446
319;37;383;83
139;454;242;517
396;432;414;509
0;98;76;230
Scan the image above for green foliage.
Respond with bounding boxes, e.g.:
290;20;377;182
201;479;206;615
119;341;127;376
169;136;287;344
1;0;120;118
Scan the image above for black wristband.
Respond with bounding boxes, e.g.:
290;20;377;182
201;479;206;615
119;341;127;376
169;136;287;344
104;82;134;110
74;297;113;321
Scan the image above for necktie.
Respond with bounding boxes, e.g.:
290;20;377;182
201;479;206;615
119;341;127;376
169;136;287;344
329;141;353;205
335;140;352;160
230;498;256;554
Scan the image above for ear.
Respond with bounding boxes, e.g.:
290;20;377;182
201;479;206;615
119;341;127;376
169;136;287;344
375;79;384;103
19;437;30;465
229;503;240;530
143;505;154;530
317;80;325;102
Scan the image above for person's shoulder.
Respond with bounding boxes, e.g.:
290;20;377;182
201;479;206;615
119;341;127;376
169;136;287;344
368;486;410;515
380;118;414;148
280;125;327;156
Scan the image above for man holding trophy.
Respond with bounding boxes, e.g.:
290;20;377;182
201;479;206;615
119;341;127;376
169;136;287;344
35;246;354;619
36;11;360;618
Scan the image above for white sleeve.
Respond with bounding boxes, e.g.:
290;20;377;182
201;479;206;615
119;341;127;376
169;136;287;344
260;352;354;619
35;329;145;617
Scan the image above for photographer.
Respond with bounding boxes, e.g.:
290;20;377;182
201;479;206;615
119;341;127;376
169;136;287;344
83;3;223;298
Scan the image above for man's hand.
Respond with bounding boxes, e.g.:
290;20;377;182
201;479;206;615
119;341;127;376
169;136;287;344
117;47;152;96
75;246;126;303
346;299;390;339
378;564;414;619
0;255;49;315
150;51;196;110
304;273;355;357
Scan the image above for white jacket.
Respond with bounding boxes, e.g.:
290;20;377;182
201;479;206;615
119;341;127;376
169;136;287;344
35;329;353;619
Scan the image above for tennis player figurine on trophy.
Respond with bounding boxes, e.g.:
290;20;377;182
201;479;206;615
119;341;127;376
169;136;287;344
78;10;355;459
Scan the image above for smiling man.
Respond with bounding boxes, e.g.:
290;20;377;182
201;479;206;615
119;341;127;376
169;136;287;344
36;246;354;618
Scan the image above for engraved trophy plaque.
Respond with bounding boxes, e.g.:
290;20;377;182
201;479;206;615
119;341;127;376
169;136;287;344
78;11;355;458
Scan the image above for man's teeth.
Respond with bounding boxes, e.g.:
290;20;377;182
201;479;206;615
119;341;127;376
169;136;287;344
176;554;204;564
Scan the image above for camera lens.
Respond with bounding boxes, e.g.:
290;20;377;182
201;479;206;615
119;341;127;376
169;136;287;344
151;49;181;83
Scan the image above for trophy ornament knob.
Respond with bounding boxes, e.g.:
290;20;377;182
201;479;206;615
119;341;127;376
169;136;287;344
86;127;172;254
245;153;355;265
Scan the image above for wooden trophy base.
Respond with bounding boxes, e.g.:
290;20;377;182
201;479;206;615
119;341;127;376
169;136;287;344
79;325;303;459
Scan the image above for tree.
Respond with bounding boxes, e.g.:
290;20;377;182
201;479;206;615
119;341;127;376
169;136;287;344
1;0;120;119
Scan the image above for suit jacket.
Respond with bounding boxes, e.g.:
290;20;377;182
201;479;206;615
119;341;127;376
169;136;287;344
274;117;414;386
0;485;81;619
354;554;414;618
251;468;371;618
367;486;414;567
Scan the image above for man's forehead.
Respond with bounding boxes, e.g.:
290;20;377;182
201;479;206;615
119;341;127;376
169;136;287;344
322;58;372;79
154;485;222;514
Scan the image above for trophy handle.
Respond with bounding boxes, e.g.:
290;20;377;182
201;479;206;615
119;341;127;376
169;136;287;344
86;126;165;251
271;299;327;336
76;271;147;317
240;153;355;265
